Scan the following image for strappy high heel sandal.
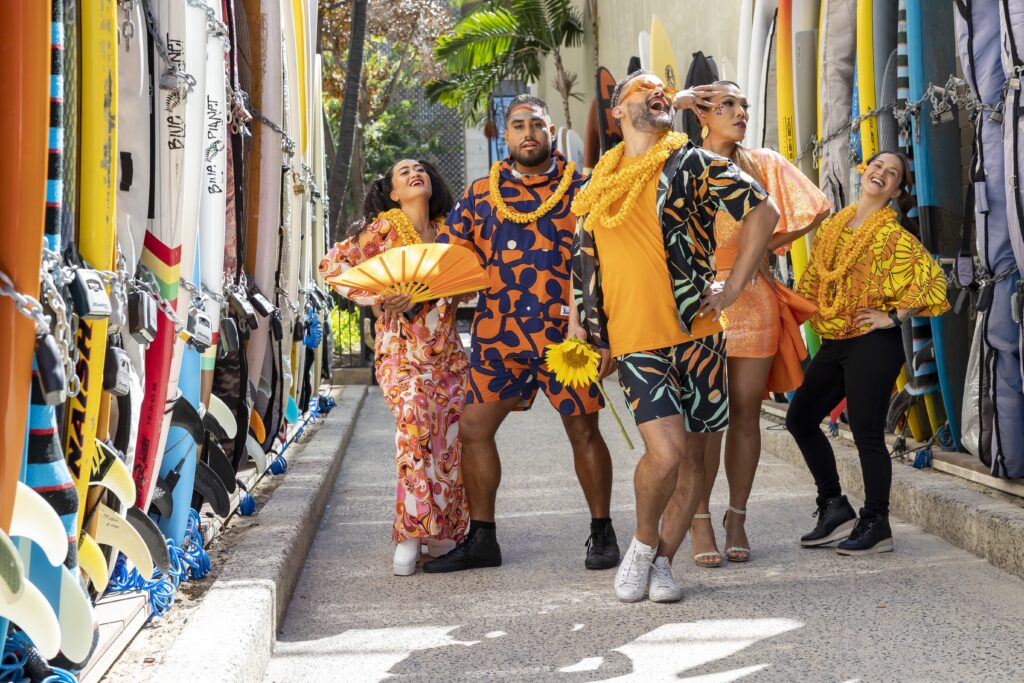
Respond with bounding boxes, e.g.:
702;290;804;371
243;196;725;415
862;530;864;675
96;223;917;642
723;505;751;563
690;513;722;568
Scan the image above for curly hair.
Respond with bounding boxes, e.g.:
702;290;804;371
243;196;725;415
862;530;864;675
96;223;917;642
351;159;454;236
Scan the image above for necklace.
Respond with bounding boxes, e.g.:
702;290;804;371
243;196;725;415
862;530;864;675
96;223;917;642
571;131;688;229
377;208;439;246
488;160;576;223
810;204;896;318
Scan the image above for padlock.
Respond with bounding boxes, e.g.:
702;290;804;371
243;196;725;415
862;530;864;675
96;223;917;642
128;289;159;344
187;309;214;351
34;333;68;405
976;281;994;312
249;289;275;317
103;345;132;397
69;268;113;320
939;109;955;124
953;286;971;316
1009;76;1020;90
991;110;1004;124
219;317;240;354
293;316;305;342
1012;290;1023;325
228;289;258;326
270;312;283;341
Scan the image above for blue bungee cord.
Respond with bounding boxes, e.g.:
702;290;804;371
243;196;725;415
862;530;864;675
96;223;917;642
0;629;29;683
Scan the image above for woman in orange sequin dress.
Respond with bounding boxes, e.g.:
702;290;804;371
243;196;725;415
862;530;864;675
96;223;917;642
320;160;468;576
687;81;831;566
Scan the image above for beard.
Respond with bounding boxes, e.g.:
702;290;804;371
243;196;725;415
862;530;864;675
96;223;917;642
510;138;552;167
627;99;673;133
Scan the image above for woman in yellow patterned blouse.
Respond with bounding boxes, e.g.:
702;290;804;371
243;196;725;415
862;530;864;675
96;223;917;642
787;151;949;556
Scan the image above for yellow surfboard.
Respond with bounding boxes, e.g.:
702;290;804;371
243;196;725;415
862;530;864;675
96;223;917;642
649;15;681;90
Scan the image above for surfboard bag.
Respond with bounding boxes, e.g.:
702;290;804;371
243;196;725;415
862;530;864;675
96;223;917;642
682;52;719;143
956;0;1024;474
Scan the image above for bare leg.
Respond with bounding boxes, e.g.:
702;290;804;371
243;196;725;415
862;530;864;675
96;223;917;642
656;432;710;561
722;356;773;558
688;431;724;566
457;396;521;522
562;412;612;517
632;416;688;547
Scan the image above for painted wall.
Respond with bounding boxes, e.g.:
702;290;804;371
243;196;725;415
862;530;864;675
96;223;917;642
531;0;744;131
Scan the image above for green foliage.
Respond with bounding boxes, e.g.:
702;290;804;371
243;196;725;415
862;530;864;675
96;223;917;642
362;99;443;181
331;306;363;356
428;0;584;125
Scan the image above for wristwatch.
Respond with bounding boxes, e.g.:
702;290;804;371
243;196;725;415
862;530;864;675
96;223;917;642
888;310;902;328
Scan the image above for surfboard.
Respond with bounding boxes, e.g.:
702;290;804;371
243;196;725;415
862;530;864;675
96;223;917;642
135;0;189;510
792;0;820;179
747;0;778;148
310;54;327;403
563;129;586;170
0;0;50;535
283;1;303;419
649;15;681;91
905;0;969;449
817;0;856;209
200;0;230;408
595;67;622;154
638;31;651;71
737;0;755;93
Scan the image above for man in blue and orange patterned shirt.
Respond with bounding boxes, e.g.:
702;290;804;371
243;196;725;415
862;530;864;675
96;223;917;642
424;95;619;574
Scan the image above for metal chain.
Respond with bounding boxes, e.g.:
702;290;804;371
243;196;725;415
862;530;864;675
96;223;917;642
247;92;296;158
0;270;51;337
186;0;229;43
117;0;136;51
128;271;186;332
39;252;81;396
140;0;196;93
276;287;301;315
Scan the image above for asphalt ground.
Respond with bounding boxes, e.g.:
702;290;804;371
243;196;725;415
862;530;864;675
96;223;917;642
266;384;1024;682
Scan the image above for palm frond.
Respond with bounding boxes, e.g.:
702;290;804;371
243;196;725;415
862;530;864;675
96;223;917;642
435;8;520;74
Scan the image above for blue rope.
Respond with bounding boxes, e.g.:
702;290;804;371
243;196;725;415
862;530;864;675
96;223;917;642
913;447;933;469
936;424;955;452
41;667;77;683
269;454;288;475
0;629;29;683
239;490;257;516
180;510;211;581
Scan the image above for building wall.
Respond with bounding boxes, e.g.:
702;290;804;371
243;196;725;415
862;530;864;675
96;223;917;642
531;0;744;132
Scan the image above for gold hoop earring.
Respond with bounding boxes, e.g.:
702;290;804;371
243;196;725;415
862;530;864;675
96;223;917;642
701;125;709;139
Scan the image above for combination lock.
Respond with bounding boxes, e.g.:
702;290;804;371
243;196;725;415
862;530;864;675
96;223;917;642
128;289;159;344
103;346;132;397
187;309;215;351
219;317;241;354
270;312;283;341
34;333;68;405
228;290;258;326
69;268;113;320
249;290;275;318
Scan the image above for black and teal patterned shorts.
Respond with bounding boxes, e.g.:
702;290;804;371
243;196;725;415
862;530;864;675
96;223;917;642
616;334;729;432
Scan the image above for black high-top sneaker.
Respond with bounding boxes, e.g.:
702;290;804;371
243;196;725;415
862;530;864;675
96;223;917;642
422;526;502;573
836;513;894;555
800;495;857;547
585;520;621;570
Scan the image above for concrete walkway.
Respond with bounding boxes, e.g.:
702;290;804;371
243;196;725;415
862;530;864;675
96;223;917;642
265;386;1024;682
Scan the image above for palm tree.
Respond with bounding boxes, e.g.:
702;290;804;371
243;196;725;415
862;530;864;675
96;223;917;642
426;0;584;128
328;0;368;241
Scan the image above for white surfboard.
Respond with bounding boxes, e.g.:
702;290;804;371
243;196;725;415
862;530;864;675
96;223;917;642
747;0;779;147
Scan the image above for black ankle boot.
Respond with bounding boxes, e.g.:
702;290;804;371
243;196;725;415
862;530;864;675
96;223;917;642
422;527;502;573
836;513;894;555
585;520;620;570
800;495;857;547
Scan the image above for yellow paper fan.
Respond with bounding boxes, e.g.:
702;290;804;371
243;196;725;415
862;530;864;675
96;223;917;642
326;243;490;303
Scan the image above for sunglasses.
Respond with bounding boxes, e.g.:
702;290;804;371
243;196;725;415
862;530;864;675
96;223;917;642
617;78;678;106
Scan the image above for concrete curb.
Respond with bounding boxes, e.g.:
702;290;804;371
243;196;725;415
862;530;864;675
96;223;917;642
759;415;1024;580
149;385;368;683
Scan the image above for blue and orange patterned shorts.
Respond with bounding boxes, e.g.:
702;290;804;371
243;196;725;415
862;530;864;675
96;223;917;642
467;357;603;416
616;334;728;431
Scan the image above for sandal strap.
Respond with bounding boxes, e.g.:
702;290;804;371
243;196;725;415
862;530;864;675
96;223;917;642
726;505;747;516
692;513;712;520
725;546;751;553
693;551;721;560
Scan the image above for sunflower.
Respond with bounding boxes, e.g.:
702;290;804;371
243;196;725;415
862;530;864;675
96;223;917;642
544;339;635;449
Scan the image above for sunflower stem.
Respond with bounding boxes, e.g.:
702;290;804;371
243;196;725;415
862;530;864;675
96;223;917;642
594;381;634;450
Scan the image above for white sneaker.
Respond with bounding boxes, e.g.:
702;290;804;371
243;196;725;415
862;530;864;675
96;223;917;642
393;539;420;576
426;538;456;558
614;536;657;602
648;556;684;603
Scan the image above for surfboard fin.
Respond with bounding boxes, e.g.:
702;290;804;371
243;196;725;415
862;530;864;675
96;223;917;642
171;395;205;446
203;412;229;442
0;531;23;596
93;502;153;580
77;533;108;592
207;393;238;439
194;461;231;518
0;537;61;659
148;476;174;519
249;408;267;443
90;439;137;507
203;433;237;493
126;507;171;575
247;434;268;474
56;564;98;664
10;481;67;567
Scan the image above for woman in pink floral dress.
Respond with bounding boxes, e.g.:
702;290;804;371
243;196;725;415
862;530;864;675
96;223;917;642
320;159;469;576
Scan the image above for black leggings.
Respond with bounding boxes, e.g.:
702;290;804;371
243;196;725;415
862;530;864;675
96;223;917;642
785;328;905;516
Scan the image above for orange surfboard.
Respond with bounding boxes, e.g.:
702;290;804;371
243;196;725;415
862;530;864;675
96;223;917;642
0;3;51;532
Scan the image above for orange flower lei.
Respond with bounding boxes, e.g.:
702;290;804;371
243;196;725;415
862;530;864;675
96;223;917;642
571;131;688;229
488;160;576;223
810;204;896;318
377;208;441;246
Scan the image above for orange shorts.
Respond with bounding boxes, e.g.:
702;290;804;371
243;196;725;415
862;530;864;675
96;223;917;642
466;358;603;416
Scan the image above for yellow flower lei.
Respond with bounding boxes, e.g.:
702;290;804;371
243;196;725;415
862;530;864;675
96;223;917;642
570;131;689;229
377;208;441;246
488;160;576;223
810;204;896;319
